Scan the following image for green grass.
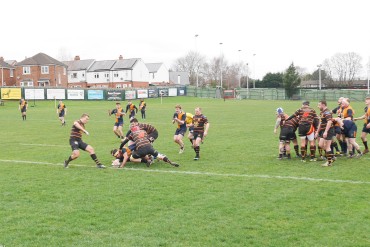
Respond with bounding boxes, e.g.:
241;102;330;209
0;97;369;246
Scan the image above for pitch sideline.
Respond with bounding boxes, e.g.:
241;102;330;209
0;159;369;185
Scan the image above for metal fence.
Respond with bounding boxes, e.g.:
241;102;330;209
190;87;370;101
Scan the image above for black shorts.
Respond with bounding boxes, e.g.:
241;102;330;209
69;138;88;151
132;145;157;159
362;124;370;134
298;123;314;137
279;127;296;141
193;132;204;140
318;128;335;140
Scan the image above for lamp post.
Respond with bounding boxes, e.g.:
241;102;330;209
238;49;242;88
253;54;256;88
195;34;199;87
246;63;249;99
317;64;322;90
220;42;223;88
367;57;370;95
194;34;199;51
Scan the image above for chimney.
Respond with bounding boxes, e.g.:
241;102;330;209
74;55;80;60
119;55;123;60
0;57;4;62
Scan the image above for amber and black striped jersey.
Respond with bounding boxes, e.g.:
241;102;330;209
138;123;157;135
283;116;299;131
193;114;208;133
288;106;319;129
70;120;84;139
319;108;334;131
277;113;289;128
129;130;151;149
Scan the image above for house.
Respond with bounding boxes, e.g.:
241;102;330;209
169;71;190;85
63;56;95;88
85;55;149;88
15;53;68;87
0;57;16;86
146;63;169;84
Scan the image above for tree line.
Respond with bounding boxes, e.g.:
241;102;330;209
171;51;365;98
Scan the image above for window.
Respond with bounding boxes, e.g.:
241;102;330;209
63;67;66;75
41;66;49;74
114;72;119;77
23;66;31;74
105;73;109;78
116;84;122;88
94;73;99;79
21;81;33;86
71;73;77;79
10;69;14;77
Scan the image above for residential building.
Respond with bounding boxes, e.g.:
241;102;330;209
63;56;95;88
86;55;149;88
15;53;68;87
146;63;169;84
0;57;16;86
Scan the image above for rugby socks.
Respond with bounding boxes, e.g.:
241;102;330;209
363;141;368;150
310;145;316;159
194;146;200;156
326;150;334;164
300;149;306;160
90;154;102;165
66;156;73;165
294;145;299;156
331;141;339;152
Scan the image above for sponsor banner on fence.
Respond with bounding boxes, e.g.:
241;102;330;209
168;88;177;96
158;88;169;97
125;90;136;100
88;90;104;100
1;88;21;99
148;89;157;98
137;89;148;99
47;89;65;99
67;89;84;100
179;89;185;96
107;90;123;101
25;88;45;100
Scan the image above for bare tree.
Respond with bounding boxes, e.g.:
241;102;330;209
172;51;205;85
323;52;362;84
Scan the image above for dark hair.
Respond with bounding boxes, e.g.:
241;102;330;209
319;100;327;106
130;118;138;123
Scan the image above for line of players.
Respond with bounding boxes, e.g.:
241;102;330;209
274;97;370;167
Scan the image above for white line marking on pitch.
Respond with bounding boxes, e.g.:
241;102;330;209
20;143;68;147
0;159;369;185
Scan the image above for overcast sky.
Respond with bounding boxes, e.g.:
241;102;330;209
2;0;369;79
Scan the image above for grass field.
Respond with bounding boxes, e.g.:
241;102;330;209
0;97;369;247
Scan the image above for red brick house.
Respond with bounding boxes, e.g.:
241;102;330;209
0;57;16;86
15;53;68;87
